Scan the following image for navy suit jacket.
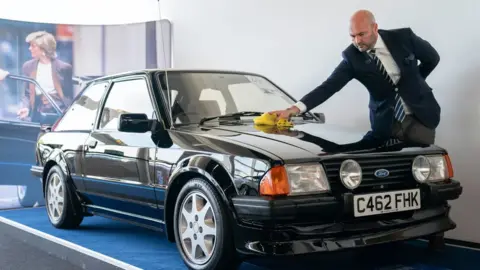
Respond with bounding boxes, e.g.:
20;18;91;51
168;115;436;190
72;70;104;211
299;28;441;142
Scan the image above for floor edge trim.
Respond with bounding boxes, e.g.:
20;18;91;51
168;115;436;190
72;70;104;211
0;216;142;270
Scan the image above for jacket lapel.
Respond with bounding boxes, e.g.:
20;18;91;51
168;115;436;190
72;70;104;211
352;47;377;74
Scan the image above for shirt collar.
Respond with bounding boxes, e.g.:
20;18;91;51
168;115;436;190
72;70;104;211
368;34;385;53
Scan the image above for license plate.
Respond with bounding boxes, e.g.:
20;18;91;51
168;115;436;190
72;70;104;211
353;189;421;217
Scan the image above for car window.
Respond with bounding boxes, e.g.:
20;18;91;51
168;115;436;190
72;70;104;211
54;82;109;131
228;83;291;112
0;77;30;123
0;76;62;125
160;72;296;125
98;78;154;131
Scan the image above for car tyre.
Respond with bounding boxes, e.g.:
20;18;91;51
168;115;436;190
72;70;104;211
174;177;240;270
45;165;83;229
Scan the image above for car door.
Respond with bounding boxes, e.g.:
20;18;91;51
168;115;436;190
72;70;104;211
51;81;111;195
81;75;161;223
0;74;63;207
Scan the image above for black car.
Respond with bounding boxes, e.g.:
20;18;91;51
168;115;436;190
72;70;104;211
0;74;97;207
31;69;462;270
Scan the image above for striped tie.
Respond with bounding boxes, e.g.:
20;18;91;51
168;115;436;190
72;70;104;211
384;138;401;146
369;50;406;123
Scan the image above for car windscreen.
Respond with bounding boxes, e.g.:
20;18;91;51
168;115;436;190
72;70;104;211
158;71;298;125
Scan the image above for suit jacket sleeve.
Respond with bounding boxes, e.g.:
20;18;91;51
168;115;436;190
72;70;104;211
408;28;440;79
299;52;354;111
61;63;74;100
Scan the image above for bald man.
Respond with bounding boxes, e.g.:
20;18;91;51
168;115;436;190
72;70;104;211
272;10;440;145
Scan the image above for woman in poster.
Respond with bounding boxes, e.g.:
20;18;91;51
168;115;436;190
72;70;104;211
17;31;73;120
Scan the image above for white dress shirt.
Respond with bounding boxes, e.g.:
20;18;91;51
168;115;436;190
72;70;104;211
293;34;411;115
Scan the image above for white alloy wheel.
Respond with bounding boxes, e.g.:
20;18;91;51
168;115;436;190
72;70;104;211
178;191;217;265
47;173;65;224
17;185;26;201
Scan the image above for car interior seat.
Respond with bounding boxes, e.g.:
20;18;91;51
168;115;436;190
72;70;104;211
184;100;221;123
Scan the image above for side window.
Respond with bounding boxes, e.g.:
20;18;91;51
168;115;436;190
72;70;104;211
98;79;154;131
55;82;109;131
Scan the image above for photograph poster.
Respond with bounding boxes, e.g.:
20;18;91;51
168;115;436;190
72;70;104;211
0;18;171;209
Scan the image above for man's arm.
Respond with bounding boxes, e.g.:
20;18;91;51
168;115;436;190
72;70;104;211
294;54;354;113
408;28;440;79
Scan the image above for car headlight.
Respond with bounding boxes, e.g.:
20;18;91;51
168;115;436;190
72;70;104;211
259;164;330;196
339;159;362;190
285;164;330;195
412;154;453;183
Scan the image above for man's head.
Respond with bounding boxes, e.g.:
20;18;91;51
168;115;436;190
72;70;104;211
349;10;378;52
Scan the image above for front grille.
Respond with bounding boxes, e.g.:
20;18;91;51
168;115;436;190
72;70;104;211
323;155;417;193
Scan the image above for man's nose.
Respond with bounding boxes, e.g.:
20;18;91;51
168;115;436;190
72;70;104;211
355;36;362;44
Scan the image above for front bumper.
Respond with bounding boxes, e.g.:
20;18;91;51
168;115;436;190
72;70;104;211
31;165;43;178
231;180;462;256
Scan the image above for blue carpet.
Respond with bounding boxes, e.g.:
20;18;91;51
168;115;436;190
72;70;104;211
0;207;477;270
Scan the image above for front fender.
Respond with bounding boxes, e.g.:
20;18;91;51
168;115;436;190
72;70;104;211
163;154;239;241
37;146;73;196
39;146;70;177
167;153;238;203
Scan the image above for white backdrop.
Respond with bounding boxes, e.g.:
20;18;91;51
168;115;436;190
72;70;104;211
158;0;480;243
0;0;160;25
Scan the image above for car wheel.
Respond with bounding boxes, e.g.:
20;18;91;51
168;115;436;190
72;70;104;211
17;185;39;208
17;178;45;208
45;165;83;229
174;177;240;270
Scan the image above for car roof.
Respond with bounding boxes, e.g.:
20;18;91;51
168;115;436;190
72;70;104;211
87;68;267;84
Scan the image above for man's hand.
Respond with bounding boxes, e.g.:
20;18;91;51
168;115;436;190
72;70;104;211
269;106;301;120
0;69;9;81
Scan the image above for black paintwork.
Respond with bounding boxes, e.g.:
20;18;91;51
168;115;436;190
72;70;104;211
31;69;463;257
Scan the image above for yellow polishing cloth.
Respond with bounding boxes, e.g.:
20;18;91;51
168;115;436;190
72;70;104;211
253;125;279;133
253;113;277;126
254;125;291;134
276;118;294;128
253;113;294;127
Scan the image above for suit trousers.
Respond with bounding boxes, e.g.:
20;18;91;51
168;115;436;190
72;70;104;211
391;115;436;145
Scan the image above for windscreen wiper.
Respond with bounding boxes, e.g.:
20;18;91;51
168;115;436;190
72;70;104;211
199;111;264;125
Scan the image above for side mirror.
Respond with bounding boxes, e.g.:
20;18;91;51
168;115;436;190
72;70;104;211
313;112;325;123
118;113;152;133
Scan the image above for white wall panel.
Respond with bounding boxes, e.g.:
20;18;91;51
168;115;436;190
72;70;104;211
72;25;103;76
72;23;148;76
104;23;147;75
159;0;480;243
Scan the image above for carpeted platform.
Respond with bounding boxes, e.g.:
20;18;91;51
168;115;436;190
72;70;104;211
0;207;477;270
